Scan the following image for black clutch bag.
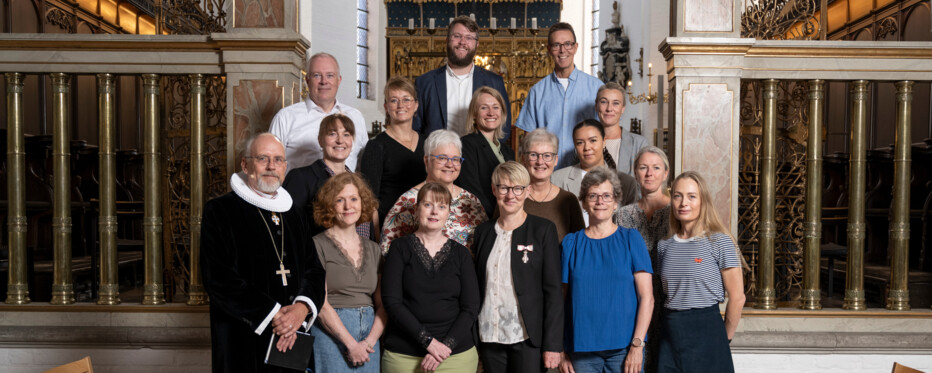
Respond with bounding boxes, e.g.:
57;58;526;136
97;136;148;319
265;331;315;371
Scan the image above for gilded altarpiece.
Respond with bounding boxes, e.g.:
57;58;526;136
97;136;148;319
387;28;552;138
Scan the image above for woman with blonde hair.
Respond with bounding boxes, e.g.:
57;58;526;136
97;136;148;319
655;171;745;373
456;86;516;217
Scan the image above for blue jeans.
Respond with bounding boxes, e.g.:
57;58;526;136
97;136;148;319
309;306;380;373
571;347;643;373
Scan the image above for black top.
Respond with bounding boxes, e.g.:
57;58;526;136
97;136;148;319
381;234;480;356
358;131;427;224
456;132;515;218
473;214;564;352
201;193;327;373
282;159;331;236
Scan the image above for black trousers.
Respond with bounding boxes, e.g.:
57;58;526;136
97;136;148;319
656;305;734;373
479;339;543;373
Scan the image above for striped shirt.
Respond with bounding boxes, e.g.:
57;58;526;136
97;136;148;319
656;232;740;310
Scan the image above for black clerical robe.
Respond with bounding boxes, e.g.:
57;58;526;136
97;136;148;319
201;192;326;373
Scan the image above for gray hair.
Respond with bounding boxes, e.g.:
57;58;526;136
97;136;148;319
634;146;670;172
307;52;340;73
424;129;462;155
578;166;623;202
242;132;282;158
595;82;627;106
519;128;559;155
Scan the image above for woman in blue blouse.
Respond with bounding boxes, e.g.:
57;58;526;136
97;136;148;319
561;166;654;373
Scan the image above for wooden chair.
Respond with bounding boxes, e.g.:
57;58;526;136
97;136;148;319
43;356;93;373
892;362;924;373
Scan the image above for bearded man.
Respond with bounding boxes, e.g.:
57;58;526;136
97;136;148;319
413;15;512;141
201;133;326;372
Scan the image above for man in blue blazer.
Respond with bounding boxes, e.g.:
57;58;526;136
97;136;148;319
414;16;512;142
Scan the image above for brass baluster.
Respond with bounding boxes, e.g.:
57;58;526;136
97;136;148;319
801;79;825;310
187;74;208;306
97;73;120;305
887;81;913;311
844;80;869;311
5;73;29;304
142;74;166;305
756;79;778;310
50;73;75;305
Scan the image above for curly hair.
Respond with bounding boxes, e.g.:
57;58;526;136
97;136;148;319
313;172;378;229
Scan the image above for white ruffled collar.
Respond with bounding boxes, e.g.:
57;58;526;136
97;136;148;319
230;172;293;212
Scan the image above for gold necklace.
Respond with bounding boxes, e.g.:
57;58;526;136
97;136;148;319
257;207;290;286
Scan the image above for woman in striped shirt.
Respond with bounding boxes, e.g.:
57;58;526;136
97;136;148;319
655;171;746;373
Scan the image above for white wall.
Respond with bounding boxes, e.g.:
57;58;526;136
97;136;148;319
301;0;387;132
561;0;593;71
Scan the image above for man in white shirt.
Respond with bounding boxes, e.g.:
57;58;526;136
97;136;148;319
270;52;368;173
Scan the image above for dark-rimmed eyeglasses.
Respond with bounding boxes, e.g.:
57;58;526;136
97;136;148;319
585;193;615;202
429;154;465;165
524;152;556;162
549;41;576;51
495;184;528;196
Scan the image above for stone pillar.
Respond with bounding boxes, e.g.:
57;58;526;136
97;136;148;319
663;0;748;233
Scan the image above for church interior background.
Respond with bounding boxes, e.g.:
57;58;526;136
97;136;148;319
0;0;931;371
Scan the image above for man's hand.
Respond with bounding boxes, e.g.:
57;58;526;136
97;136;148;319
543;351;562;369
344;340;371;366
272;303;309;337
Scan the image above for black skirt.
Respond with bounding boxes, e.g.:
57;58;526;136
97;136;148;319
656;304;734;373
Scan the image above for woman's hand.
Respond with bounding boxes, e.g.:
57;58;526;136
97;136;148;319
624;346;643;373
421;354;441;371
559;352;576;373
344;340;371;366
275;333;296;353
425;338;452;362
543;351;562;369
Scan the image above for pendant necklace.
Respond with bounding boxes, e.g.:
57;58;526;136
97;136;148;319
528;183;553;202
258;207;289;286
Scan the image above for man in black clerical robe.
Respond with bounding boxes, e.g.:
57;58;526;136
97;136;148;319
202;133;326;373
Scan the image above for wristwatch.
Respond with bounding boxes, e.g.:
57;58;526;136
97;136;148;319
631;337;645;348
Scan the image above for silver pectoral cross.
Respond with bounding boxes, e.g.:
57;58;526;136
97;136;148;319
276;262;290;286
271;213;280;226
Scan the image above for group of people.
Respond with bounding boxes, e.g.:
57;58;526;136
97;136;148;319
201;16;746;373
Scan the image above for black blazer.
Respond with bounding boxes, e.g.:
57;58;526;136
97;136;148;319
456;133;515;218
473;214;563;352
282;159;330;235
413;65;512;141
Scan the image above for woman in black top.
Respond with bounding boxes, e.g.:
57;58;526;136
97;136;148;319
381;182;481;373
456;86;515;217
359;76;427;226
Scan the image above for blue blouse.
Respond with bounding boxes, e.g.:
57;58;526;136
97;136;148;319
561;227;652;352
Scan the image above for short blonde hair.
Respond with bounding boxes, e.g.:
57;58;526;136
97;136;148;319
465;86;507;141
491;161;530;187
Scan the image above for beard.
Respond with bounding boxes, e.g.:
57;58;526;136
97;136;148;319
255;173;281;194
447;44;477;68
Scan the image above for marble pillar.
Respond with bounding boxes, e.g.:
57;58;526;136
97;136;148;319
671;0;742;37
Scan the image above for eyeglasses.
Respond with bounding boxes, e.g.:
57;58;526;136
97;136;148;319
495;184;527;196
248;155;287;166
388;97;415;106
450;33;478;43
310;73;338;82
524;152;556;162
429;154;465;165
549;41;576;51
585;193;615;202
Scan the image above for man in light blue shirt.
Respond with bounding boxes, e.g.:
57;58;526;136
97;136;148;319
515;22;605;168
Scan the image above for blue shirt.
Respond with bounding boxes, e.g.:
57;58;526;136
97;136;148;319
562;227;652;353
515;67;605;168
657;232;741;310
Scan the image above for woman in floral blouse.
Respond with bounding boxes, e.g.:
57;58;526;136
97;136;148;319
379;129;488;254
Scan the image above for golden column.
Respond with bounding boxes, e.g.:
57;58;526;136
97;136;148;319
844;80;869;311
97;74;120;305
142;74;166;305
5;73;29;304
187;74;208;305
800;79;825;310
50;73;75;305
887;80;913;311
756;79;778;309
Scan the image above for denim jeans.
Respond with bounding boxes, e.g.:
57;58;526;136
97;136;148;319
309;306;380;373
570;347;644;373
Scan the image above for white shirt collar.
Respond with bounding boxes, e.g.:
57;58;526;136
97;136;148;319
230;172;293;212
446;64;475;79
304;97;343;114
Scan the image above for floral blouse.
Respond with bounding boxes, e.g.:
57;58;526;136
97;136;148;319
617;203;670;254
379;187;488;254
